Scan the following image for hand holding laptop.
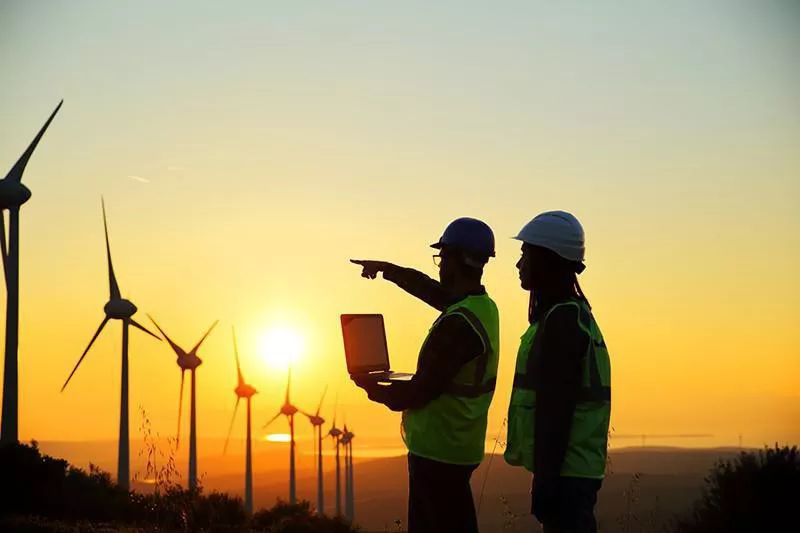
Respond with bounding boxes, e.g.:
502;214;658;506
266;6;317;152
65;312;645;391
341;314;414;383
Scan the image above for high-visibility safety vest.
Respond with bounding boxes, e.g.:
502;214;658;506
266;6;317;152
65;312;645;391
402;294;500;465
504;299;611;478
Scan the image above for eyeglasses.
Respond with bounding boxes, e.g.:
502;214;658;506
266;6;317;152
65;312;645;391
433;254;442;267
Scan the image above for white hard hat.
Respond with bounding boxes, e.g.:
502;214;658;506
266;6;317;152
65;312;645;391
513;210;586;263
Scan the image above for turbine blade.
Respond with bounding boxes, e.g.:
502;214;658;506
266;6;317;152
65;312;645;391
331;393;338;428
101;198;121;300
223;397;241;455
232;327;245;387
301;410;316;422
176;370;185;449
61;317;109;392
316;384;329;416
285;367;292;404
130;318;160;341
146;314;184;355
0;211;8;281
190;319;219;354
263;411;282;429
4;100;63;183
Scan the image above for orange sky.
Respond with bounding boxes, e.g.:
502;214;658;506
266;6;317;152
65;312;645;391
0;1;798;452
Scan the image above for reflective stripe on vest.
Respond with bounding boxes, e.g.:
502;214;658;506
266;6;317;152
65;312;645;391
443;305;497;398
503;299;611;478
402;293;500;465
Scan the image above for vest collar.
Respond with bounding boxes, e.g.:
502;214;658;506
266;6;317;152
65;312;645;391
447;285;486;307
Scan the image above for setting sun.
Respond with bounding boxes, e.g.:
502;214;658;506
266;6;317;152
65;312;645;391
258;325;305;371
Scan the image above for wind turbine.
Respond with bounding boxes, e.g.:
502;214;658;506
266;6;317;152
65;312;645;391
60;198;160;491
223;327;258;514
0;101;63;444
264;368;299;504
147;315;218;491
301;385;328;515
341;424;356;522
327;401;343;517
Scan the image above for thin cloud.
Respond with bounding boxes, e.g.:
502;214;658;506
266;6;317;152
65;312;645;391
128;175;150;183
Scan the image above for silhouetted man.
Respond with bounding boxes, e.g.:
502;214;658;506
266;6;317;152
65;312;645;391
351;217;500;533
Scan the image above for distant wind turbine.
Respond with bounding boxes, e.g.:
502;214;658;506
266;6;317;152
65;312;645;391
341;424;356;522
0;101;63;444
60;198;161;491
223;327;258;515
301;385;328;514
326;399;343;516
612;433;714;447
264;368;300;504
147;315;218;491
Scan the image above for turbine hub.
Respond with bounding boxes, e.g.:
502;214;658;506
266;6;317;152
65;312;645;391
0;180;32;209
104;299;137;319
178;354;202;370
236;384;257;398
281;404;298;416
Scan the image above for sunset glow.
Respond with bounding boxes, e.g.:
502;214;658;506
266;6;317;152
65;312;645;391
258;326;304;371
265;433;291;443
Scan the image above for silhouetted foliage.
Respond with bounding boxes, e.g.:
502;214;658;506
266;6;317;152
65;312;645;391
674;444;800;533
0;441;357;532
0;440;137;522
251;501;358;532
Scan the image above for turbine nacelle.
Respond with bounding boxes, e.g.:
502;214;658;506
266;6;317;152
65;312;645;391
0;181;32;209
308;415;325;427
235;383;257;398
328;427;342;438
177;353;203;370
281;403;298;416
104;298;137;319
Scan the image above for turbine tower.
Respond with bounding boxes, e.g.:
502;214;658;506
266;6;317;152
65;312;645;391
264;368;299;504
301;385;328;515
0;101;62;444
326;401;343;517
223;327;258;515
147;315;218;491
60;198;160;490
341;424;355;522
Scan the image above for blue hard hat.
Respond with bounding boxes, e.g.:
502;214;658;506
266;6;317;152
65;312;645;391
431;217;496;259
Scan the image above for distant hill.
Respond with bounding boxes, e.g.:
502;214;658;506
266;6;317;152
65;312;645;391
37;440;747;533
222;447;746;533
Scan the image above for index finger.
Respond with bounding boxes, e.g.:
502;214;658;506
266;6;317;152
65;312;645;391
350;259;365;265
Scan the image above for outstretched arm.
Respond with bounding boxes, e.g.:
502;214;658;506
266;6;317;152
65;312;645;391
350;259;450;311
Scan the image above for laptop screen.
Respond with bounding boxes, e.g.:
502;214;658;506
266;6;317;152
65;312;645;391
341;314;390;374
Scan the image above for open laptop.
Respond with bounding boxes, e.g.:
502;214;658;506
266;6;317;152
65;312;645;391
341;314;413;382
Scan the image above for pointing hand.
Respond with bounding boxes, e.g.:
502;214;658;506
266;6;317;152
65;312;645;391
350;259;390;279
